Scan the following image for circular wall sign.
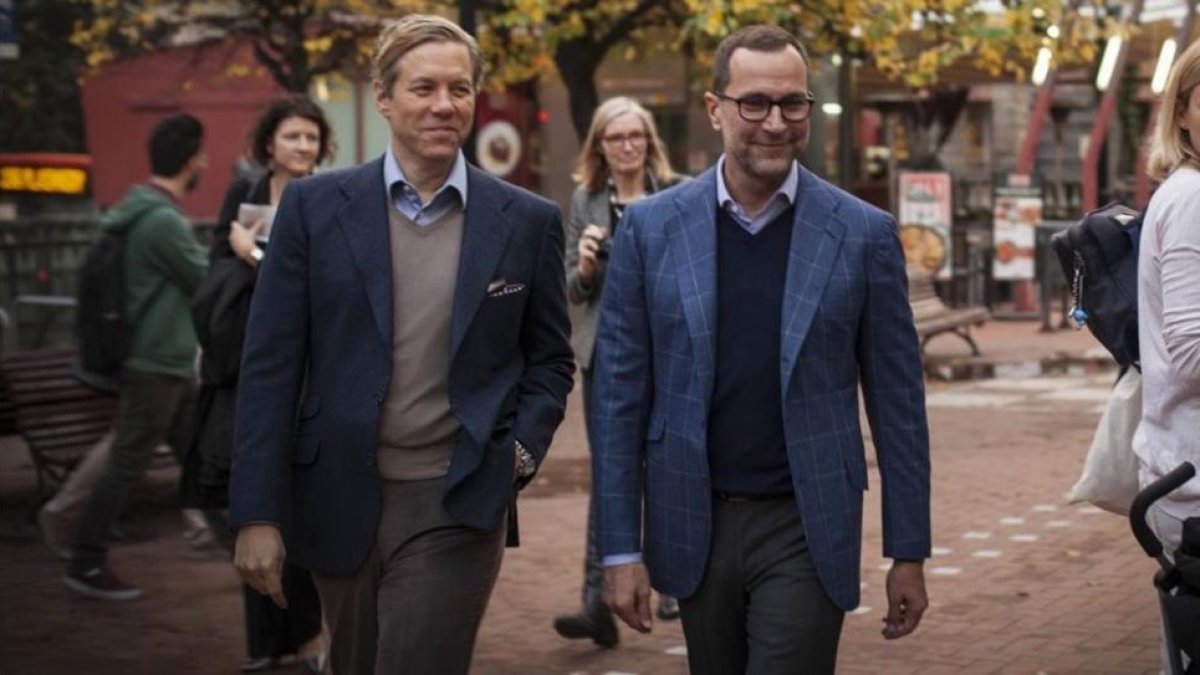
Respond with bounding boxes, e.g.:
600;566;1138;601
476;120;521;177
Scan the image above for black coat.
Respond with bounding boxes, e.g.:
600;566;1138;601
180;174;267;508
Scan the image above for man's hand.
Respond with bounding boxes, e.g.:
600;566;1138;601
882;560;927;639
234;524;288;609
576;224;608;282
603;562;653;634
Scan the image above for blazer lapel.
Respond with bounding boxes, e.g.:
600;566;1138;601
668;169;719;388
780;167;846;394
336;157;393;347
450;167;514;357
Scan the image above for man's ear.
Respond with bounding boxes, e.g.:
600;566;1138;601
373;81;391;116
704;92;723;132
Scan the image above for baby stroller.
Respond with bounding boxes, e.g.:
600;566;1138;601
1129;461;1200;675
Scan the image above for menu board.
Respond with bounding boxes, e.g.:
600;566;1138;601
992;173;1042;281
898;172;953;280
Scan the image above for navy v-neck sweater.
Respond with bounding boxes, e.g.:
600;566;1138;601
707;205;796;495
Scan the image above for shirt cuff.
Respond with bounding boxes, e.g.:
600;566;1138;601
602;553;643;567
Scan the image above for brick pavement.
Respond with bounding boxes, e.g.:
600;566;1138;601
0;322;1170;674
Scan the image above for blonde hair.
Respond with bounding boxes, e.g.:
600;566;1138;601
573;96;678;192
371;14;483;96
1148;38;1200;179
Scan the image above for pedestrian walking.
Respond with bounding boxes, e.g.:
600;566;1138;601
1137;35;1200;673
64;113;209;600
182;95;335;673
228;14;574;675
554;96;686;648
590;25;931;674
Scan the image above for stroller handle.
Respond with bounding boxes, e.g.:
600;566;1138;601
1128;461;1196;558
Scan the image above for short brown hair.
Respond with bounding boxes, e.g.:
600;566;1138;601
371;14;483;96
248;95;335;167
711;25;810;94
573;96;678;191
1148;37;1200;179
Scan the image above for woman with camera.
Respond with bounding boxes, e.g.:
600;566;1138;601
555;96;686;647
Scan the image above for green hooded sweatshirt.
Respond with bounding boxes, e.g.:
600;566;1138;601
102;184;208;378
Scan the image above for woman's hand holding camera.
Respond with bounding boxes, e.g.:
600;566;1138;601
577;224;610;282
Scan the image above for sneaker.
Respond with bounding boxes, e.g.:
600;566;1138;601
37;506;74;561
63;566;143;601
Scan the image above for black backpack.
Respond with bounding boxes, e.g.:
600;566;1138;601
1050;202;1143;369
75;229;134;382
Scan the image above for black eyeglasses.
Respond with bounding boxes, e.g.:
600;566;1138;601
713;92;816;122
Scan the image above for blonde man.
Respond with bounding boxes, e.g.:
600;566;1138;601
229;14;573;673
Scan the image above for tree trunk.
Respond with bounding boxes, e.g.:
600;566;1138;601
554;39;602;142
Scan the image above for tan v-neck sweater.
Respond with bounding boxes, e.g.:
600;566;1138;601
376;206;464;480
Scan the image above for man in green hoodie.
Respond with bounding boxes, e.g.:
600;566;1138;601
65;113;209;600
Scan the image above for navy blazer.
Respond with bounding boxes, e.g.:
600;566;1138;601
228;158;574;577
590;166;931;611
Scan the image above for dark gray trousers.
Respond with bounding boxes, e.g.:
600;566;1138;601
679;496;844;675
311;478;506;675
70;370;194;574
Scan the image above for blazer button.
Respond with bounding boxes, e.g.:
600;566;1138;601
366;455;376;467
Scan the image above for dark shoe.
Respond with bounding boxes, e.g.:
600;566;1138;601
553;606;619;648
62;566;143;601
656;595;680;620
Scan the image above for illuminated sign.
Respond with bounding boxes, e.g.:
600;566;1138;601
0;153;92;196
0;166;89;195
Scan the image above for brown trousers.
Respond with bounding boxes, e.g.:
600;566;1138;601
311;478;506;675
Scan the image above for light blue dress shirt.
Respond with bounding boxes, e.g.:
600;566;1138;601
383;144;469;226
715;154;799;234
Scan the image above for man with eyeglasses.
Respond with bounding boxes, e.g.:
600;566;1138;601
589;25;930;673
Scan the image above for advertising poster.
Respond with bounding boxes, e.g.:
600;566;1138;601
992;173;1042;281
897;172;953;280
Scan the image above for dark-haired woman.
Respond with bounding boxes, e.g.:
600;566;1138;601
183;95;334;673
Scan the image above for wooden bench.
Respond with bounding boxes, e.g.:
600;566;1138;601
0;349;117;498
908;267;989;356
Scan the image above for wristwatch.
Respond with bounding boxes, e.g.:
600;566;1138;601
249;247;265;263
514;439;536;479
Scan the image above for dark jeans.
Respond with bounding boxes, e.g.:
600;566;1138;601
679;496;844;675
69;370;194;574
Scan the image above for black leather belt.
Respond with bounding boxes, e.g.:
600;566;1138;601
713;490;793;503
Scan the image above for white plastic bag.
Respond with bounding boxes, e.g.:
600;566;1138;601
1068;368;1142;515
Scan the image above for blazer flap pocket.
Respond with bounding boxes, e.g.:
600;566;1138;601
298;392;322;420
293;436;320;466
646;412;667;442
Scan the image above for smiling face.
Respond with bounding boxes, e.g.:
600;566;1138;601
268;115;321;179
373;40;476;175
600;112;650;179
705;46;810;193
